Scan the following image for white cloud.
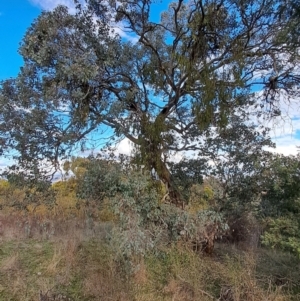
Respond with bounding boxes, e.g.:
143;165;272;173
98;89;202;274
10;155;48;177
168;151;184;163
29;0;138;43
263;126;299;156
111;25;139;43
266;97;300;155
0;158;13;169
245;88;300;156
115;138;134;156
270;143;299;156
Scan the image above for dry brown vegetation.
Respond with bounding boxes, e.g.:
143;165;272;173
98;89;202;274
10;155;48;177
0;209;299;301
0;176;299;300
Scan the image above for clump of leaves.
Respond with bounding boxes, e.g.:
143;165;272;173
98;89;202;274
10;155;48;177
261;215;300;257
76;154;122;204
110;168;228;257
111;170;163;257
259;154;300;257
168;158;207;203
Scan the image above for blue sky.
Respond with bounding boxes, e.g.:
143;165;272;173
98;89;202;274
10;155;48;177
0;0;170;79
0;1;41;80
0;0;300;157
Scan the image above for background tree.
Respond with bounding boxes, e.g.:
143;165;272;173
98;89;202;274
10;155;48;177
0;0;299;205
202;113;275;213
1;162;56;211
259;154;300;256
76;154;122;203
168;158;207;205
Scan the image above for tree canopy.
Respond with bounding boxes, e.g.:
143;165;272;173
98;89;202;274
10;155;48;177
0;0;300;205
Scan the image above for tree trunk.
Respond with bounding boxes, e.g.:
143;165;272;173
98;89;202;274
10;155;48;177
139;116;184;207
151;152;184;208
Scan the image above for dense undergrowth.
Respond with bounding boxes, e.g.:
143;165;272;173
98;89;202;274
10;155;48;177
0;211;299;301
1;155;300;300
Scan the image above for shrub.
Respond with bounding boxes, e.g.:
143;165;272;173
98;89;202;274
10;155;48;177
76;155;122;204
261;215;300;257
110;169;228;257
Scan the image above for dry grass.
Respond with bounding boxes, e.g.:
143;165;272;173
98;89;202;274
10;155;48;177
0;253;20;271
138;244;298;301
0;211;299;301
0;210;111;242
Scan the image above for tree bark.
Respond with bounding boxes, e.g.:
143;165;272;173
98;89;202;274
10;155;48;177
139;115;184;207
149;148;184;208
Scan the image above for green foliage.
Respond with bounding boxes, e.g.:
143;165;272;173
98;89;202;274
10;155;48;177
0;180;15;210
168;158;206;203
260;154;300;216
63;157;90;180
187;182;214;212
111;171;162;257
109;167;228;257
259;154;300;257
261;216;300;257
1;164;56;210
276;0;300;50
0;0;299;260
166;207;228;245
0;0;299;204
76;155;122;204
202;114;274;215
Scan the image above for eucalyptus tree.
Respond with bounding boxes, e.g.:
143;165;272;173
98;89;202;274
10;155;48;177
0;0;299;206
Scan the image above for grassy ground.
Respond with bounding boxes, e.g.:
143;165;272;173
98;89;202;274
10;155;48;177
0;213;299;301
